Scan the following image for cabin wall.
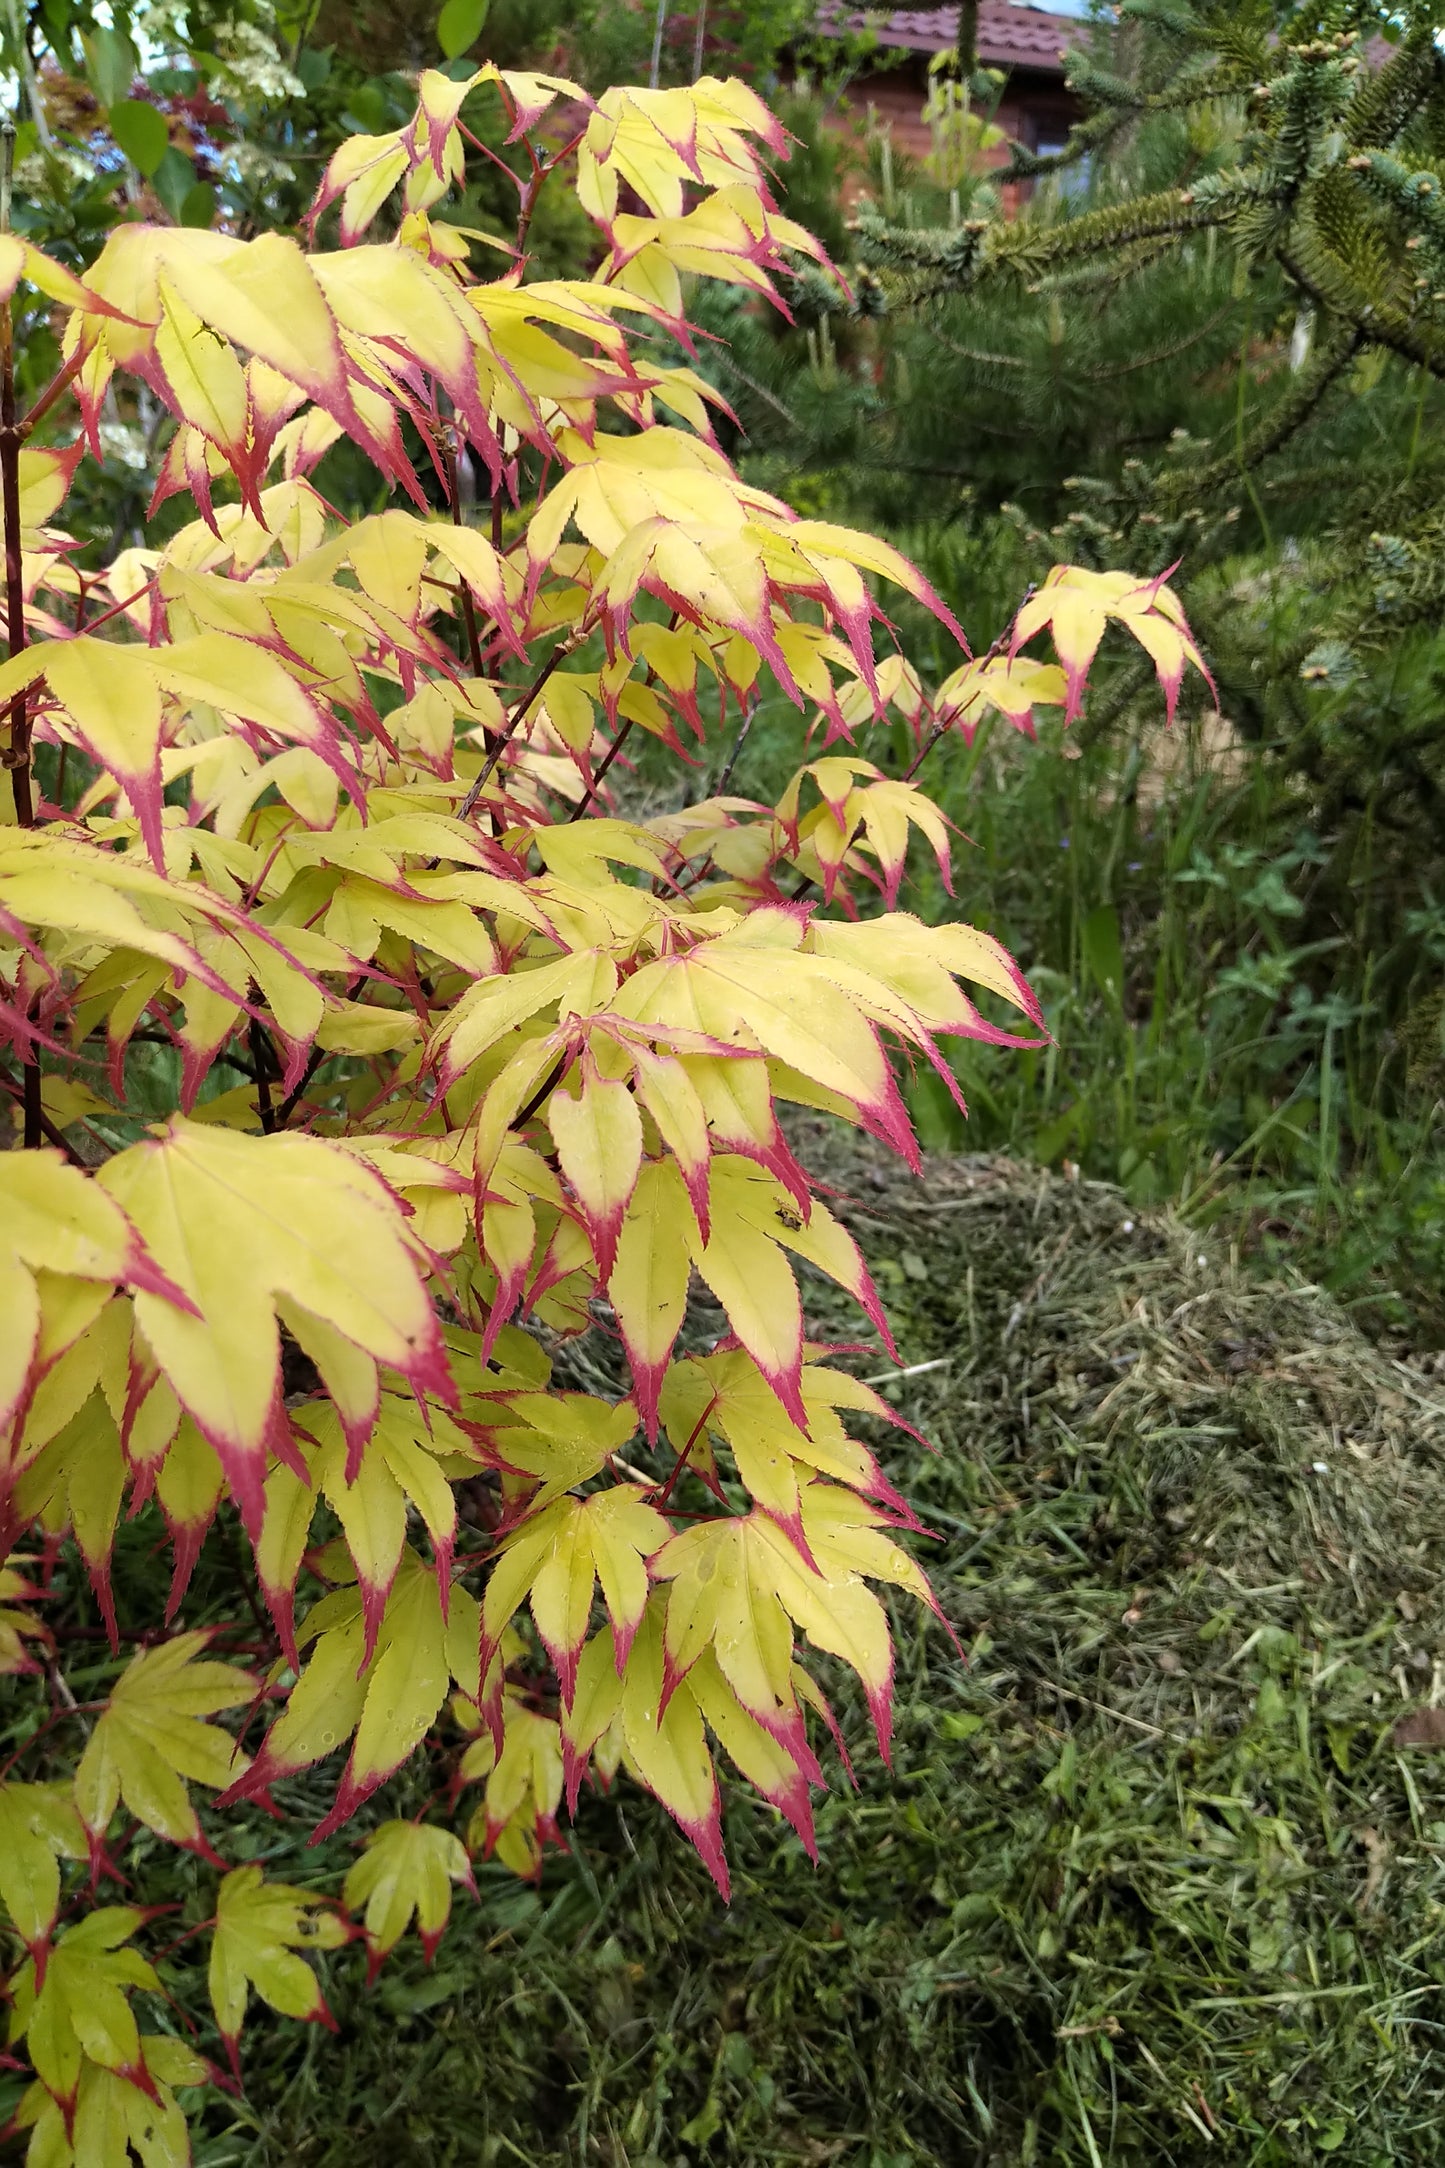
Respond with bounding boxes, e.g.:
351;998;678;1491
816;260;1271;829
824;59;1082;214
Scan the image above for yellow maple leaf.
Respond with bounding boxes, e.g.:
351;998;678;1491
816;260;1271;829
96;1121;450;1531
75;1631;255;1861
1012;563;1213;724
208;1866;348;2073
481;1482;670;1703
343;1819;474;1975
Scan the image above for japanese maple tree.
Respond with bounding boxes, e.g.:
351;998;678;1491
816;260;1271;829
0;60;1206;2162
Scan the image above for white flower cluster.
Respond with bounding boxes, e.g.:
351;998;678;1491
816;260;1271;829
226;137;297;187
134;1;303;104
18;146;98;190
206;22;304;106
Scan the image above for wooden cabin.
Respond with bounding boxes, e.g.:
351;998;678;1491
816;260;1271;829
812;3;1089;208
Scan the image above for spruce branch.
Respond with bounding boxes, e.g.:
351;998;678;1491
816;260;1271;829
1155;321;1362;503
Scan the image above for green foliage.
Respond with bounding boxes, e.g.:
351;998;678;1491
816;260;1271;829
909;707;1445;1328
836;5;1445;690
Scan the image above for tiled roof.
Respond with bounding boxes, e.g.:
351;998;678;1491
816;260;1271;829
817;3;1084;72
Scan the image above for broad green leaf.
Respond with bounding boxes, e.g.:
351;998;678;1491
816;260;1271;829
437;0;489;58
153;148;198;226
110;99;170;179
180;181;218;230
83;25;139;108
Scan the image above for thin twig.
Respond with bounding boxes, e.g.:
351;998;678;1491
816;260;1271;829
653;1394;718;1506
455;643;566;824
0;123;32;836
903;590;1033;784
0;127;43;1151
273;1044;330;1128
901;719;949;784
442;437;488;683
711;706;754;798
249;1018;276;1134
18;347;84;439
0;1067;86;1163
219;1507;275;1651
672;705;757;892
514;1055;566;1130
272;972;368;1128
569;716;634;822
0;1701;100;1787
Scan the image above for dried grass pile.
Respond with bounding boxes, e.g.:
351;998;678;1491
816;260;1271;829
224;1146;1445;2167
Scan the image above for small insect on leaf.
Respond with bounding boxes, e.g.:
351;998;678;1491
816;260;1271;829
208;1866;348;2075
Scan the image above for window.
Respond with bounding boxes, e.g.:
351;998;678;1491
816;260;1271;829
1031;122;1091;196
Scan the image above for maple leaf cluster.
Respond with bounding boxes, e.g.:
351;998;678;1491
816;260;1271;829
0;58;1209;2159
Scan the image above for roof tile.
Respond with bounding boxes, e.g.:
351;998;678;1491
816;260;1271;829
817;2;1083;71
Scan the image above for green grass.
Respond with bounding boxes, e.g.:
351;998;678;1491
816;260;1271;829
912;712;1442;1307
649;608;1445;1346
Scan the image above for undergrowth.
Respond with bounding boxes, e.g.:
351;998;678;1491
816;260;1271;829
11;1142;1445;2166
620;534;1445;1343
902;694;1445;1345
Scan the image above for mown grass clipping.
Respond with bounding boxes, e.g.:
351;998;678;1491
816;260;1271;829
145;1143;1445;2165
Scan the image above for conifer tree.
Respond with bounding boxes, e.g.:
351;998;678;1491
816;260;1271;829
741;2;1445;845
